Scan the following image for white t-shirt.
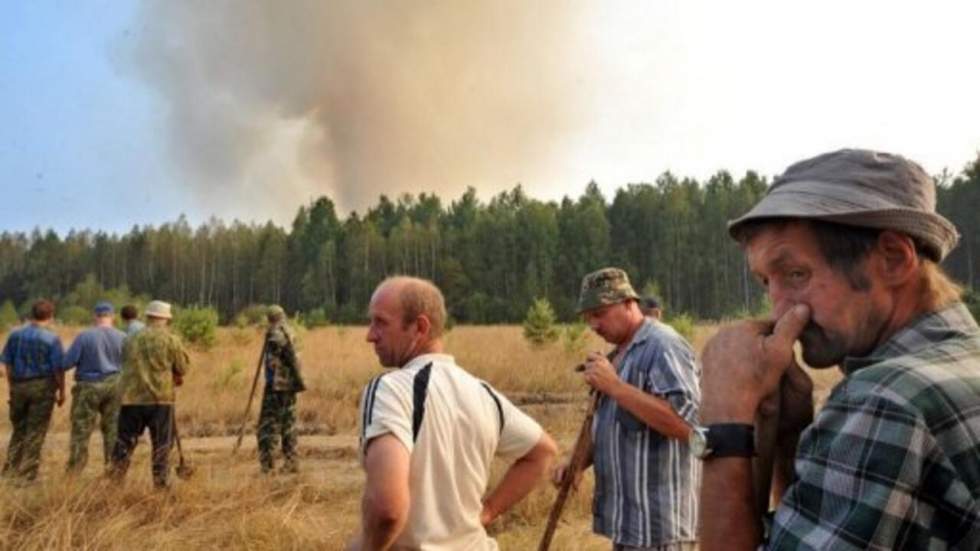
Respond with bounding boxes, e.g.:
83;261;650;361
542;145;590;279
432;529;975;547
359;353;544;551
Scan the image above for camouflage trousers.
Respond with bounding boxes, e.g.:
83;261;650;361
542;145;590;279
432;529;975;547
67;374;121;473
256;389;298;473
2;378;56;481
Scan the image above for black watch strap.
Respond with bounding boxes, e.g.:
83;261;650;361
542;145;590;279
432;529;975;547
707;423;755;458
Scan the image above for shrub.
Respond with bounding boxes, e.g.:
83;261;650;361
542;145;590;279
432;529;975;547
234;304;270;328
59;305;91;326
304;307;330;328
173;306;219;349
562;322;589;354
665;312;696;343
523;298;559;346
0;300;18;331
965;288;980;322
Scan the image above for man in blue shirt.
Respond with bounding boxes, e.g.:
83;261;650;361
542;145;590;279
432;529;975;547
120;304;144;337
1;300;65;482
63;301;126;474
555;268;701;551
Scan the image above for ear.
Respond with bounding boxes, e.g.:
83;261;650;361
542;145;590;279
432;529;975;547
414;314;432;338
874;231;919;286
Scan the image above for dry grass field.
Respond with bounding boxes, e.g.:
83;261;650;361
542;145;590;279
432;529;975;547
0;323;842;550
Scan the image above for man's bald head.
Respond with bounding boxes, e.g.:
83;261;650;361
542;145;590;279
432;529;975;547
372;276;447;339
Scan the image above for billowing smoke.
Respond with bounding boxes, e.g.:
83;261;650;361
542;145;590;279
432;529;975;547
123;1;596;221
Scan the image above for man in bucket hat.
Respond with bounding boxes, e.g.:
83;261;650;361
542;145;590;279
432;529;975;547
109;300;189;488
554;268;701;551
697;149;980;550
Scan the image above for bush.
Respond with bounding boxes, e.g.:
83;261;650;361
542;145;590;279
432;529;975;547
59;305;91;326
304;307;330;328
173;306;219;349
665;312;696;343
0;300;18;331
234;304;270;328
523;298;559;346
562;322;589;354
965;288;980;322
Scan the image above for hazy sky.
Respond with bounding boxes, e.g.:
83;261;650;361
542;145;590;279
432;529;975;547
2;1;978;235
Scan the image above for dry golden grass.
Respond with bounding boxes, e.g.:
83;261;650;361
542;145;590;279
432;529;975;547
0;323;841;550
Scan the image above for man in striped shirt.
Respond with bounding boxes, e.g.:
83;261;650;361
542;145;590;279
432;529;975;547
555;267;701;551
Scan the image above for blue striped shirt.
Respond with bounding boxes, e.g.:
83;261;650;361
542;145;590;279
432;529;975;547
592;320;701;547
1;324;64;381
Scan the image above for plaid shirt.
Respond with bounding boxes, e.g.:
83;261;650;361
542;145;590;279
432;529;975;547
1;324;64;381
770;302;980;550
592;320;701;547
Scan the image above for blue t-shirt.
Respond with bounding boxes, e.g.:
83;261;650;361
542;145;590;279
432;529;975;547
1;324;64;381
63;325;126;382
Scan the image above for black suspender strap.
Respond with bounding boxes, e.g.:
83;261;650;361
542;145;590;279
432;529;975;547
411;363;433;442
480;382;505;435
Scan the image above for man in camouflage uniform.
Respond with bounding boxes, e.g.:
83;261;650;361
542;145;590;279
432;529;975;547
256;305;305;474
1;300;66;482
109;300;189;488
63;301;126;474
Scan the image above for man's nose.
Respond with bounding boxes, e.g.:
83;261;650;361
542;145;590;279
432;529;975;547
769;285;797;321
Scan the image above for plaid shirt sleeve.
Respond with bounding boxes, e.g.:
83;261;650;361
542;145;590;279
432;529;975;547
769;376;976;550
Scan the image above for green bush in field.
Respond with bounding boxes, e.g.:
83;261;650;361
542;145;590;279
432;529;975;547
965;288;980;322
173;306;219;349
562;322;589;354
665;312;696;343
234;304;271;328
0;300;18;331
304;307;330;328
59;305;92;326
523;298;559;346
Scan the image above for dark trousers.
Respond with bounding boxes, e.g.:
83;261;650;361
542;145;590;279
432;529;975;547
2;378;56;481
110;404;173;488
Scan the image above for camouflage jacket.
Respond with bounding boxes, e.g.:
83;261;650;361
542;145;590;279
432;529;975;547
119;326;190;404
264;322;305;393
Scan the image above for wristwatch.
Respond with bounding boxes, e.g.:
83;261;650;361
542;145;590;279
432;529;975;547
689;423;755;459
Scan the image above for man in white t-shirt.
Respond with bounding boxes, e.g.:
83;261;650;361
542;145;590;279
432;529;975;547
349;276;558;551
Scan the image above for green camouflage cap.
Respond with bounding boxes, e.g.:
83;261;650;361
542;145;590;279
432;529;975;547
576;267;640;314
267;305;286;319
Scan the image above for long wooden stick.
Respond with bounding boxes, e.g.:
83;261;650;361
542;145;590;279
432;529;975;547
753;387;782;531
538;390;600;551
232;339;267;454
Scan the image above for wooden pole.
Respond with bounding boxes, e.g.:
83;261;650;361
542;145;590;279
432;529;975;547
232;339;267;454
537;390;600;551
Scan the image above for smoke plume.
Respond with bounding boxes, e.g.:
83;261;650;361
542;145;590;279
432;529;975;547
124;1;596;221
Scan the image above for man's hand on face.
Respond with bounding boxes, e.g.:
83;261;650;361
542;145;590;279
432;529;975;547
701;304;811;423
582;351;622;395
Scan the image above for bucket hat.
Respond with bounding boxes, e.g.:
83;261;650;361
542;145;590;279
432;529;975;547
729;149;959;261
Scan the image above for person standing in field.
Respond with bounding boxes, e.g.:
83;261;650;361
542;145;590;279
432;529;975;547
350;276;557;551
698;149;980;550
63;301;126;474
555;268;701;551
109;300;189;488
640;295;663;321
256;304;306;474
1;300;65;482
120;304;145;337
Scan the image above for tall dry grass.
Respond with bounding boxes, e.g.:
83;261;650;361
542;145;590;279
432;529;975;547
0;323;840;550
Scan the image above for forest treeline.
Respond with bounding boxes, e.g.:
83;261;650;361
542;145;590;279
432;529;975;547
2;155;979;325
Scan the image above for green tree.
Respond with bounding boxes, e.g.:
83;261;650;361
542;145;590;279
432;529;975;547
523;298;559;346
